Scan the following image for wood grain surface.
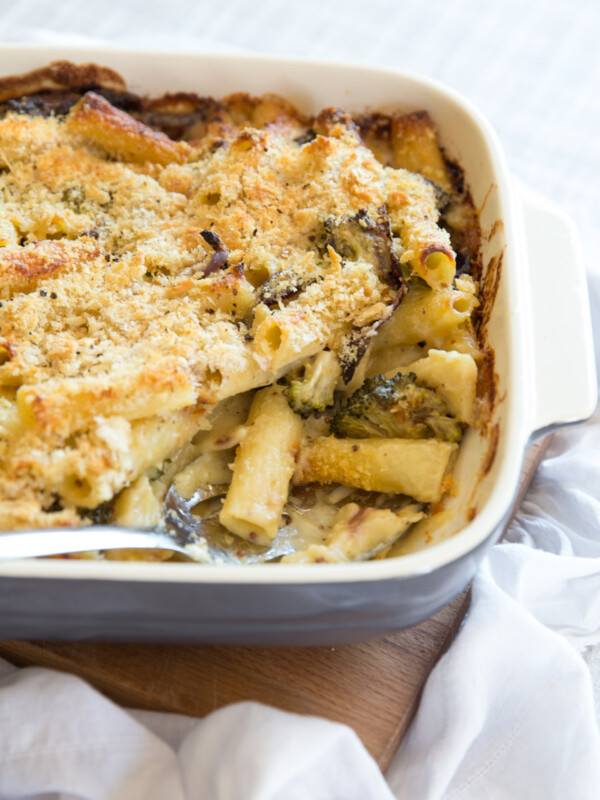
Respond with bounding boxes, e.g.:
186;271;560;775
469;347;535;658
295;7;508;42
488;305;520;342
0;439;550;770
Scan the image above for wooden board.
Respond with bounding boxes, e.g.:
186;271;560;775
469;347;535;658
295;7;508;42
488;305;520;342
0;440;549;770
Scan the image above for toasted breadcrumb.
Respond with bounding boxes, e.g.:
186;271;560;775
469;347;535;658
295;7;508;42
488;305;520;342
0;93;447;527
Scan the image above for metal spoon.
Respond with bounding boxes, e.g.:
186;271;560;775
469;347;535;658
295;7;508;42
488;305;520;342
0;524;199;562
0;486;296;563
163;486;295;564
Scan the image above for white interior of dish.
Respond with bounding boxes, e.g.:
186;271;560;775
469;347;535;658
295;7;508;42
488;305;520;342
0;47;532;583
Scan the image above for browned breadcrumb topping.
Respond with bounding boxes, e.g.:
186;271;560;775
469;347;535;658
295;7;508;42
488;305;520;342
0;72;478;530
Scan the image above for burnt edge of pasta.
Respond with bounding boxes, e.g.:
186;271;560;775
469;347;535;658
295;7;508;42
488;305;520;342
0;60;127;104
0;61;225;140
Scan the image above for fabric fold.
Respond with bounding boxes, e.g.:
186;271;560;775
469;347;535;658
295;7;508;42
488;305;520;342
0;666;186;800
387;547;600;800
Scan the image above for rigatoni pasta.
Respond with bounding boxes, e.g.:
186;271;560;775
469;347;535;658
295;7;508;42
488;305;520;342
0;61;489;563
282;503;425;563
294;438;458;503
390;111;453;194
66;91;192;165
220;386;303;544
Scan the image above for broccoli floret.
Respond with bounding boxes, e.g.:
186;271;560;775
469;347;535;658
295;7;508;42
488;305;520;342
283;351;342;417
330;372;463;442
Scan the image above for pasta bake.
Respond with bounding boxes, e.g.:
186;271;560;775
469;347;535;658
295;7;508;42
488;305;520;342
0;61;491;563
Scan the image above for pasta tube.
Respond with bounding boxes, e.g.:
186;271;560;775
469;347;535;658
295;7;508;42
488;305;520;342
391;111;453;194
387;170;455;288
372;283;479;357
294;437;457;503
66;92;191;165
219;385;303;544
387;349;478;426
17;360;197;435
55;408;204;508
282;503;425;563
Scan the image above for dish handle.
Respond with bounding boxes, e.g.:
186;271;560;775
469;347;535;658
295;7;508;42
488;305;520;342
519;183;598;441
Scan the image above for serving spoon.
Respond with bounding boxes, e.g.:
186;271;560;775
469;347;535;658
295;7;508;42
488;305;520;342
0;524;199;562
0;486;295;564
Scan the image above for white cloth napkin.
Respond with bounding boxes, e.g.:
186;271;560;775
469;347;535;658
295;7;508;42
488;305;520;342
1;1;600;797
0;661;393;800
388;548;600;799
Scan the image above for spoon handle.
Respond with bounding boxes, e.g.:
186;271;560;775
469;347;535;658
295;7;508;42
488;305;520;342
0;526;185;560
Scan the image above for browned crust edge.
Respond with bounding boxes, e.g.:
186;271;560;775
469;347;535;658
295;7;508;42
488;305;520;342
0;60;127;104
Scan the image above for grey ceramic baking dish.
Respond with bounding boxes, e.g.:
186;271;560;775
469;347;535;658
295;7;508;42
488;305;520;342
0;45;595;644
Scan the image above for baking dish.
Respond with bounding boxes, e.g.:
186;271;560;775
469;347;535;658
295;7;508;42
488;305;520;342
0;45;595;645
